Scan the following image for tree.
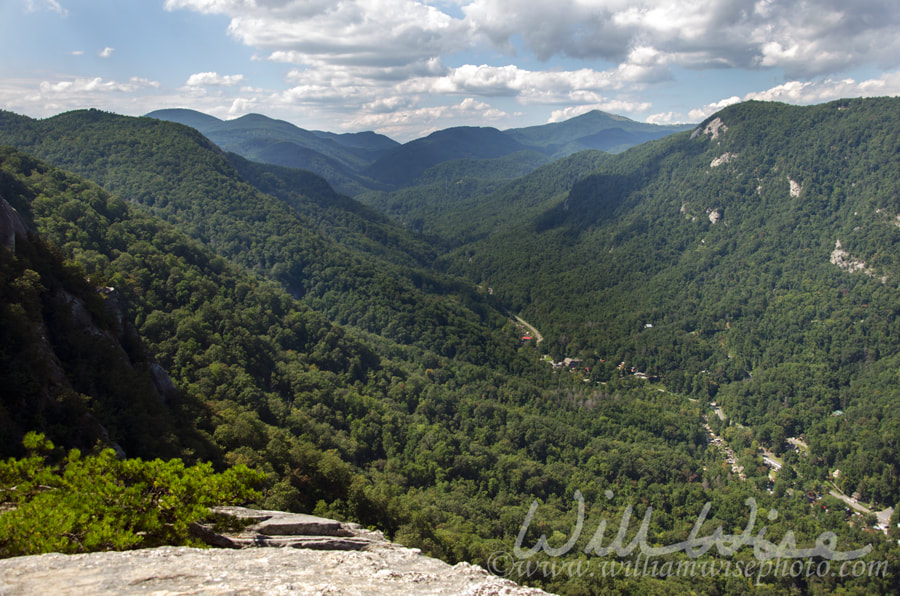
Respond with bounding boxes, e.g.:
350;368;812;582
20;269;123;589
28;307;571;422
0;433;263;558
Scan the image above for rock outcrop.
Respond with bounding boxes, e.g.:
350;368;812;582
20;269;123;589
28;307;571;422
190;506;391;551
829;239;887;284
0;195;29;252
709;152;737;168
0;507;552;595
691;116;727;140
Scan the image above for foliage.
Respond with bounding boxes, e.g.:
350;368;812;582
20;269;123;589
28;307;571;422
1;101;899;594
363;126;531;187
147;108;396;196
0;109;516;369
0;432;263;557
357;149;609;244
438;97;900;506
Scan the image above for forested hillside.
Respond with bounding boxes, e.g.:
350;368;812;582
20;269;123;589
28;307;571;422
149;108;688;199
357;150;609;242
0;109;516;369
0;182;204;460
440;97;900;506
0;145;820;595
505;110;690;157
2;99;900;594
146;109;398;196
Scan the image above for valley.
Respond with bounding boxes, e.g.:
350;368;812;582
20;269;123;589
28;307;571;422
2;98;900;594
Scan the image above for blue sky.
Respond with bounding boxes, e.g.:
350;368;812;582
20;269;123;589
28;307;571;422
2;0;899;141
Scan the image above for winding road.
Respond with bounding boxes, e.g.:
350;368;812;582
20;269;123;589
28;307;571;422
511;313;543;344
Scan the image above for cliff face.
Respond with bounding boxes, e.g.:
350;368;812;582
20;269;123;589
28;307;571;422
0;195;28;252
0;507;551;596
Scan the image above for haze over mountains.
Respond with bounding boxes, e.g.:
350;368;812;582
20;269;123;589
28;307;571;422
2;98;900;594
146;108;689;195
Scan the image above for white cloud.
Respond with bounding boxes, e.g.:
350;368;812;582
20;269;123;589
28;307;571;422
24;0;67;17
687;96;742;122
158;0;900;139
228;96;258;115
399;62;664;105
8;0;899;142
346;96;508;139
161;0;900;87
0;75;164;120
38;76;159;95
186;72;246;86
99;47;115;58
672;71;900;124
745;73;900;104
645;111;685;125
463;0;900;78
166;0;470;70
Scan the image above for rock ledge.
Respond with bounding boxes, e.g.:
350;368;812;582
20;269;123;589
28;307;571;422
0;507;552;595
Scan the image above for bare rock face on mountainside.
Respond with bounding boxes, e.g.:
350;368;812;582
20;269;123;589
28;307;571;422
0;507;552;596
0;196;28;252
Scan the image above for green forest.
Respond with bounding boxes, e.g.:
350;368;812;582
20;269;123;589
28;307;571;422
1;99;899;594
436;98;900;509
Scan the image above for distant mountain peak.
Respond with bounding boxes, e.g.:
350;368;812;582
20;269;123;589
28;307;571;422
571;109;635;122
144;108;222;130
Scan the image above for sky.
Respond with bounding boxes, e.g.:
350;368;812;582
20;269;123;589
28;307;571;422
2;0;899;142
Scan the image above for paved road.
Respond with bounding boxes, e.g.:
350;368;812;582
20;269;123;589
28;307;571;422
829;488;894;527
713;405;726;421
513;314;543;344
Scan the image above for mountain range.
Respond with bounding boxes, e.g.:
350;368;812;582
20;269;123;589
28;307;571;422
146;108;689;195
2;98;900;595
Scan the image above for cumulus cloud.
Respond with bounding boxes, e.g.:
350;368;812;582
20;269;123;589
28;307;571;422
399;61;666;106
645;111;685;125
8;0;894;140
745;72;900;103
166;0;470;69
0;75;162;119
347;97;508;139
464;0;900;79
186;72;245;86
157;0;900;138
655;71;900;124
228;96;258;115
162;0;900;82
98;47;115;58
38;76;159;95
687;96;742;122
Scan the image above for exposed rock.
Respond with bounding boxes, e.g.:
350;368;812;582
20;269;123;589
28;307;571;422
149;363;178;404
56;290;95;330
0;195;29;252
789;178;802;197
709;152;737;168
691;117;727;140
708;209;722;224
189;506;388;551
830;239;867;273
830;239;887;283
0;507;552;595
0;546;552;595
